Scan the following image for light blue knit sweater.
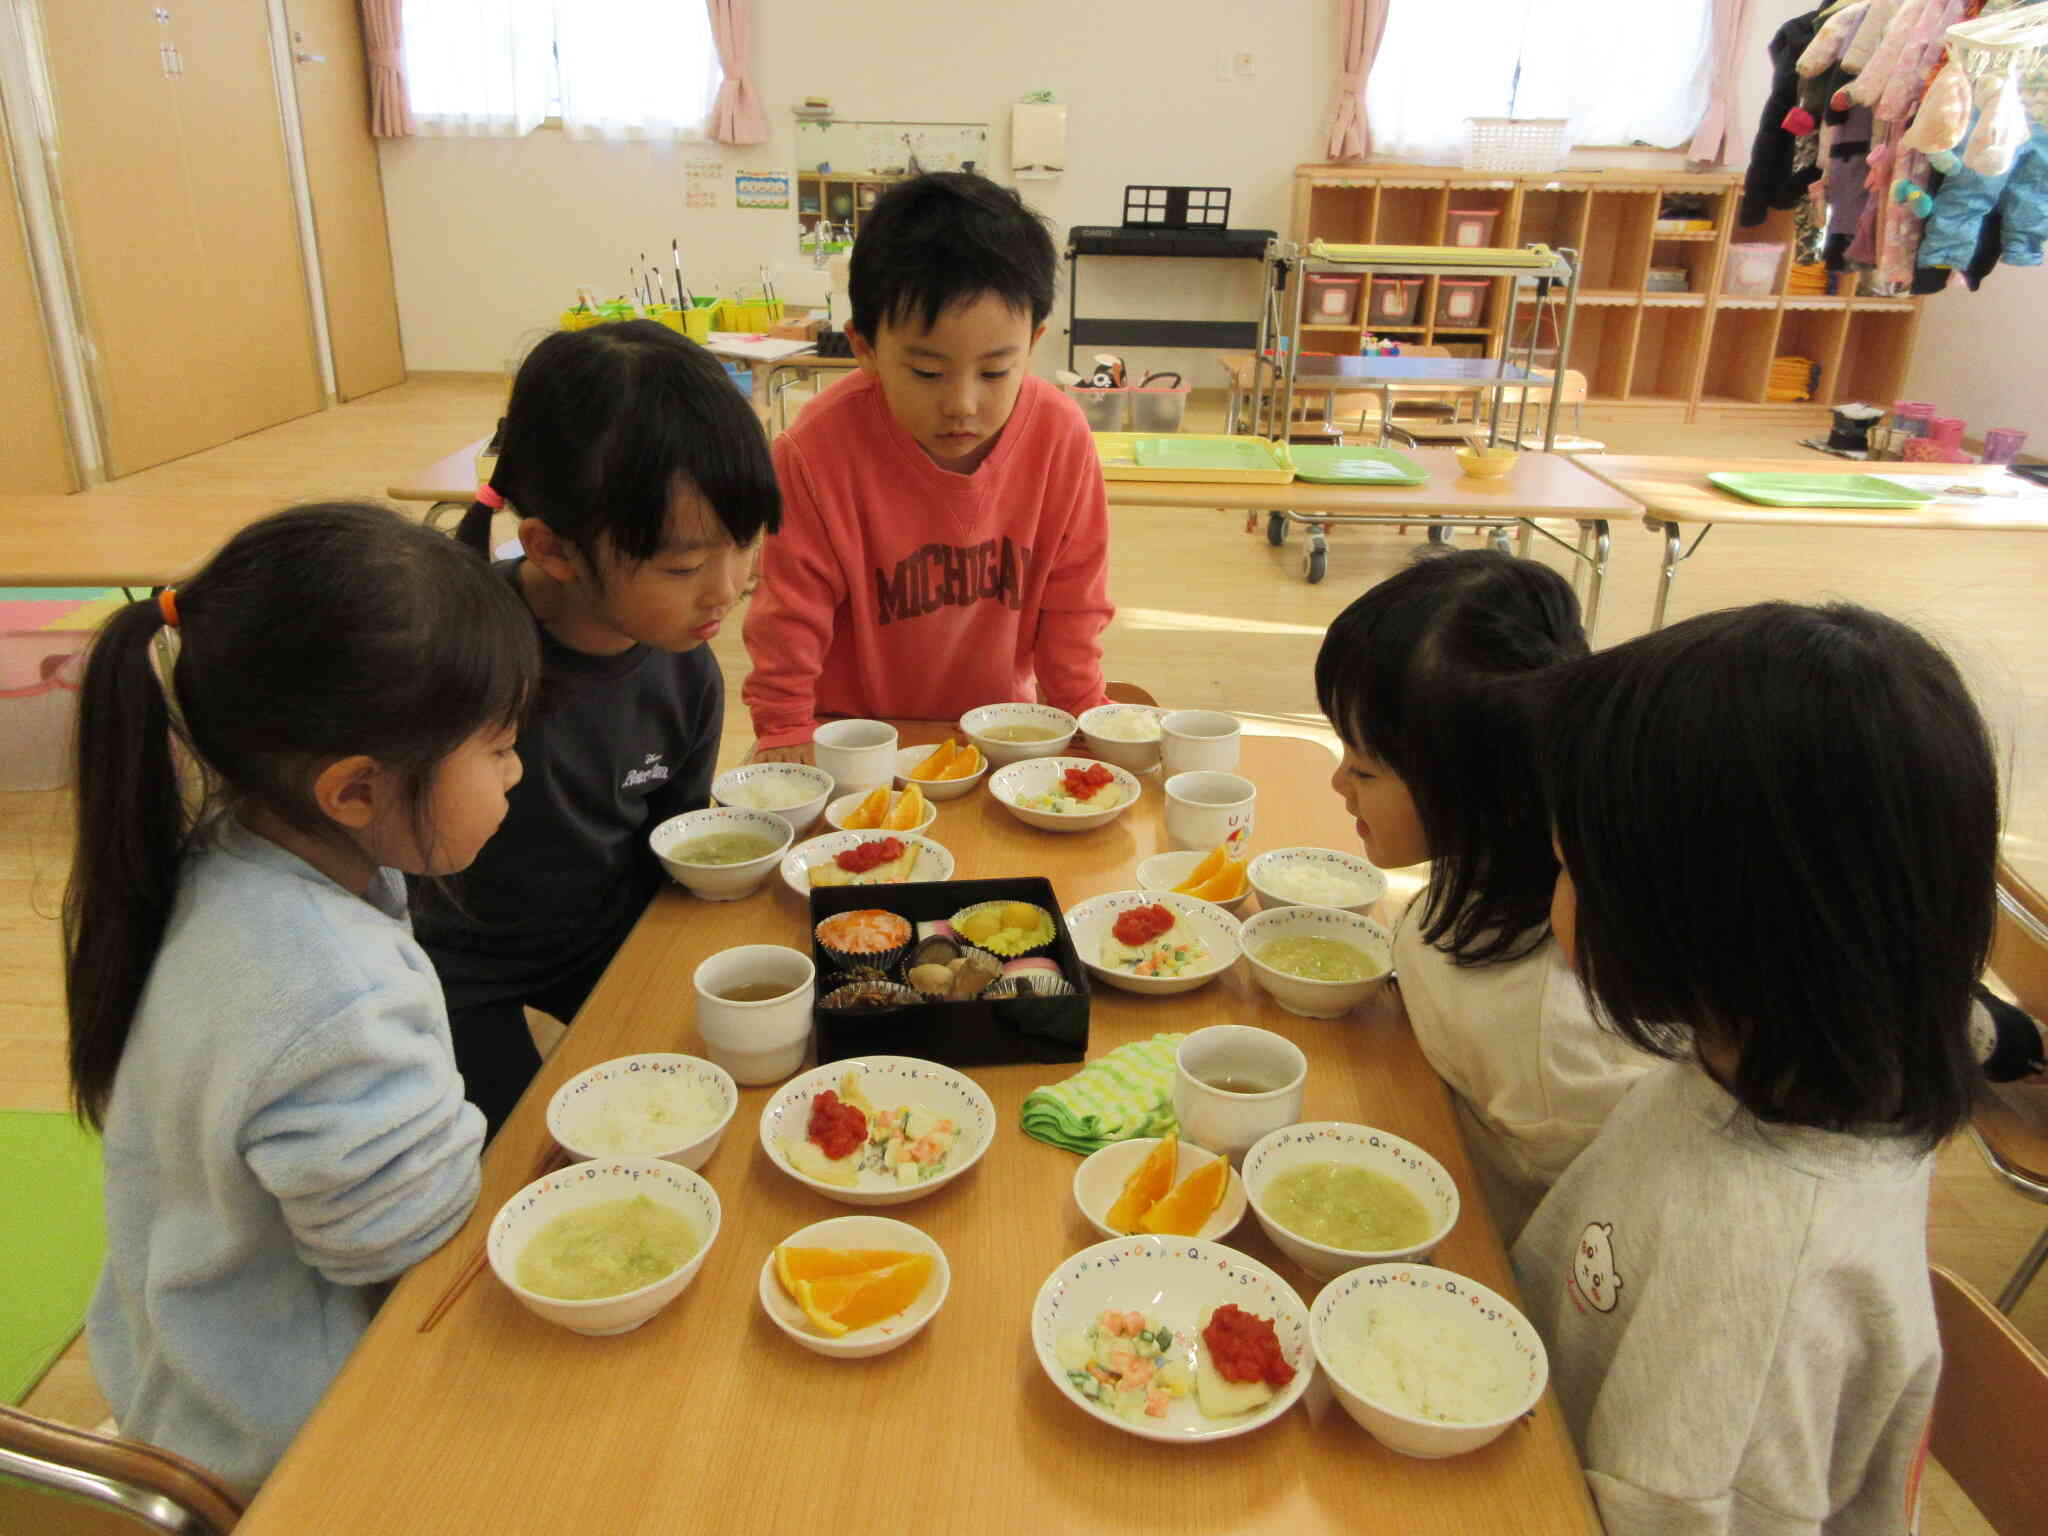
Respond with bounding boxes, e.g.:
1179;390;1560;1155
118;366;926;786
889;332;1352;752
87;818;484;1496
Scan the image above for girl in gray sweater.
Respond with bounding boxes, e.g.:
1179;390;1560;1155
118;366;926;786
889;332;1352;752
67;504;540;1494
1519;601;1997;1535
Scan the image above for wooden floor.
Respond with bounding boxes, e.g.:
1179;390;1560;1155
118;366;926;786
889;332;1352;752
9;379;2045;1531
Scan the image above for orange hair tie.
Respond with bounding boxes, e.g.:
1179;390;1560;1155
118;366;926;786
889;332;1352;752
157;588;180;629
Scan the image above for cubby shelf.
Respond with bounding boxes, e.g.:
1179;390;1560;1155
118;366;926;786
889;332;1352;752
1293;164;1923;420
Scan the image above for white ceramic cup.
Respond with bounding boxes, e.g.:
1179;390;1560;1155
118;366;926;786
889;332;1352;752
811;719;899;797
692;944;816;1086
1160;710;1243;776
1163;770;1257;853
1173;1025;1309;1165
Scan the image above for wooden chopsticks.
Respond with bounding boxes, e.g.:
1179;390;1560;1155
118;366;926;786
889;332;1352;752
417;1140;569;1333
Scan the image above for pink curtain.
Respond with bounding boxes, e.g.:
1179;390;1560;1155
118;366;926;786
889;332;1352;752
1326;0;1390;159
707;0;767;146
360;0;412;138
1688;0;1755;163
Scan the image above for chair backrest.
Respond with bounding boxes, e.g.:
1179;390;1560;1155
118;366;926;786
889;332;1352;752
1104;681;1158;707
0;1405;243;1535
1927;1264;2048;1532
1993;858;2048;1019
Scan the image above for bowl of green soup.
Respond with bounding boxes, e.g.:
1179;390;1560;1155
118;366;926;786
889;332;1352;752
1242;1122;1459;1279
1239;905;1392;1018
488;1157;723;1335
649;807;796;901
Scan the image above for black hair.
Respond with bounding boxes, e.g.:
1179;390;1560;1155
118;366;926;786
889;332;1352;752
1315;549;1589;964
1537;602;1997;1148
63;502;541;1129
848;172;1057;341
456;320;780;564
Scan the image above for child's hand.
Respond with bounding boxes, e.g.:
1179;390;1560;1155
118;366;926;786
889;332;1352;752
750;742;814;765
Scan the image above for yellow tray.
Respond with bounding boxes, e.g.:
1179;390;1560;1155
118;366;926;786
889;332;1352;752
1310;240;1560;269
1093;433;1294;484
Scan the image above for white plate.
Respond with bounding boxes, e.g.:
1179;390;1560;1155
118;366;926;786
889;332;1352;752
989;756;1143;833
1071;1137;1248;1243
757;1215;951;1359
1030;1235;1314;1443
821;786;941;836
758;1056;996;1207
892;743;988;800
779;831;955;898
1134;849;1254;916
1062;890;1242;996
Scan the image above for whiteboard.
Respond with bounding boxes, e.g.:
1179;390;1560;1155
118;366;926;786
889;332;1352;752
794;120;990;176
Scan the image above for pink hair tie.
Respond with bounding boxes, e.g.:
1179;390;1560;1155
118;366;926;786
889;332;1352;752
476;483;505;510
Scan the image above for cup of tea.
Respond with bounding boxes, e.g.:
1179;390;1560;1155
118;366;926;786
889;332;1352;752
812;719;900;797
1164;770;1256;853
1160;710;1243;776
692;944;816;1085
1173;1025;1308;1164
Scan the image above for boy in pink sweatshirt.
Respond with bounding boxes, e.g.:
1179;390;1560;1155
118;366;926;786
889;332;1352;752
744;173;1113;757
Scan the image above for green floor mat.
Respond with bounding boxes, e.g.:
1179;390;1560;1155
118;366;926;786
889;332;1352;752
0;1111;104;1403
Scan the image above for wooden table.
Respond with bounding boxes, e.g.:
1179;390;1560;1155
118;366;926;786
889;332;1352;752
237;731;1598;1536
389;442;1639;621
1569;454;2048;629
0;493;298;588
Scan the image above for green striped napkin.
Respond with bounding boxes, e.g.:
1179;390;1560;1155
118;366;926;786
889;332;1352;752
1021;1033;1186;1154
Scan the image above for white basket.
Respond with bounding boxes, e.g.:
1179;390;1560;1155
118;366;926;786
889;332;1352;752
1462;118;1571;174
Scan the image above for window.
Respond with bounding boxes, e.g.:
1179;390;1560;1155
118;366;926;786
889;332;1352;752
1367;0;1714;163
403;0;723;141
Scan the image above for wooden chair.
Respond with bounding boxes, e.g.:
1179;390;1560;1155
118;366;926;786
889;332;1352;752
1927;1264;2048;1532
0;1403;244;1534
1973;858;2048;1311
1104;682;1157;707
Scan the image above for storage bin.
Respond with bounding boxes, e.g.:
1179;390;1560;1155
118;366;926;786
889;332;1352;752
0;630;87;791
1724;242;1784;296
1368;276;1423;325
1064;385;1128;432
1445;209;1499;248
713;294;786;331
1129;383;1191;432
721;361;753;397
1304;273;1364;325
1435;278;1490;327
1462;117;1570;173
1645;267;1690;293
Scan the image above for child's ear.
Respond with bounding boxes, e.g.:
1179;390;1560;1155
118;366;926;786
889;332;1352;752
1030;322;1047;350
311;755;389;831
844;324;879;375
518;516;580;584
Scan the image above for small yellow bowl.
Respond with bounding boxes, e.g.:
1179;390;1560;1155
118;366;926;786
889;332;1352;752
1454;446;1520;479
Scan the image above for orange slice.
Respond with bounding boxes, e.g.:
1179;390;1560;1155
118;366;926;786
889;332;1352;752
845;785;891;829
1190;859;1248;903
1172;844;1230;895
793;1254;933;1336
1104;1133;1178;1234
937;744;983;780
1139;1151;1229;1236
774;1245;919;1292
881;782;927;831
909;740;957;782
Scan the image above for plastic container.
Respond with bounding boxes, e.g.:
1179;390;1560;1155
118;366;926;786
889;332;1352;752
1891;401;1935;437
1445;209;1499;248
1064;386;1128;433
1724;242;1785;296
721;361;753;397
1929;416;1966;452
713;294;786;331
1435;278;1490;327
1368;276;1423;325
1128;383;1191;433
0;630;87;791
1982;427;2029;465
1462;117;1569;173
1304;273;1364;325
1645;266;1690;293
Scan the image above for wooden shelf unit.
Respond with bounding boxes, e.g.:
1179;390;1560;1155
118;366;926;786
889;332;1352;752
1292;165;1923;420
797;172;911;238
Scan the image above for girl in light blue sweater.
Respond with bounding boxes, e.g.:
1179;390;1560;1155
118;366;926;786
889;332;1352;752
66;503;540;1496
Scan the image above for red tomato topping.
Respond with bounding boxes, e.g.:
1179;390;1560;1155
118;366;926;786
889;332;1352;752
1062;763;1115;800
1111;903;1176;947
834;836;905;874
1203;1303;1295;1387
806;1089;868;1160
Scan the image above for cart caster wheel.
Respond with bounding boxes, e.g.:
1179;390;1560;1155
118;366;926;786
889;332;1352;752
1304;545;1327;584
1488;526;1513;555
1267;511;1287;546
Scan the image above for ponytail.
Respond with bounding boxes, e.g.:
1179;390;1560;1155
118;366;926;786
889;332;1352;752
456;496;497;558
63;598;189;1128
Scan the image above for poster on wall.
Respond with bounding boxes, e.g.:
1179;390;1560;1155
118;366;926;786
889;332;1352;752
736;171;791;210
685;158;722;210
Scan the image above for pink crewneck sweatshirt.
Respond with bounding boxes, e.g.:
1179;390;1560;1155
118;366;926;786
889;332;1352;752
742;370;1113;748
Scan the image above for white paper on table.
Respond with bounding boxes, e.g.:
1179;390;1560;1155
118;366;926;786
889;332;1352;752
1869;472;2033;502
704;333;816;362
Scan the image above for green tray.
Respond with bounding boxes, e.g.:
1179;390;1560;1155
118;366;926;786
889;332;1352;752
1706;472;1936;509
1092;433;1294;484
1289;445;1429;486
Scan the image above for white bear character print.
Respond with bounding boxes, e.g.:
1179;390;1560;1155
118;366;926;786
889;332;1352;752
1570;1221;1623;1314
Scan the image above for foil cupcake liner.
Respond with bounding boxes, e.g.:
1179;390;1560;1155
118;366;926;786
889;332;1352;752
818;978;920;1012
948;900;1056;959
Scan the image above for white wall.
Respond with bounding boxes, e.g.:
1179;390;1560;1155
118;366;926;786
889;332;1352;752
1903;268;2048;447
374;0;1820;379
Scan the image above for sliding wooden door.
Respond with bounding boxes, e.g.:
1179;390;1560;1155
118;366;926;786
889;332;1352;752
0;101;74;491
